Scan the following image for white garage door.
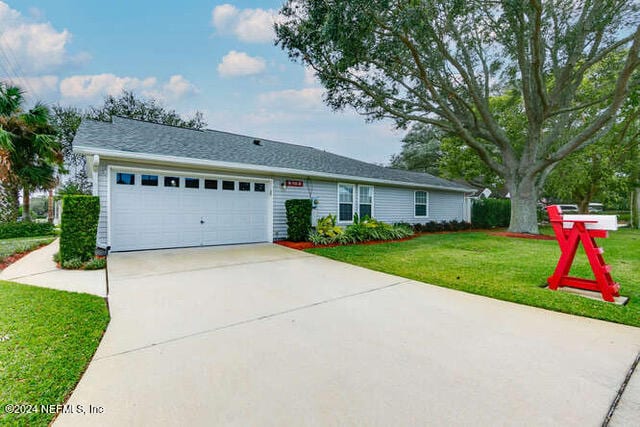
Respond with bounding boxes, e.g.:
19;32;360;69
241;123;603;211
110;170;270;251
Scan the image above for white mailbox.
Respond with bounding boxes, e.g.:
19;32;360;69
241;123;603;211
562;214;618;231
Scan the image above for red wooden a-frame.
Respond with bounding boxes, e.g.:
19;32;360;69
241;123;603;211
546;205;620;302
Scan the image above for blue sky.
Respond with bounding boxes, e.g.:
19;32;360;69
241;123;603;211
0;1;404;164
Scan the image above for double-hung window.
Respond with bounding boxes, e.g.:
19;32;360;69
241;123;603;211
415;191;428;217
338;183;355;222
359;185;373;219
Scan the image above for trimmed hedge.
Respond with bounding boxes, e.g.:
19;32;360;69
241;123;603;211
0;221;55;239
60;195;100;263
285;199;313;242
471;198;511;228
398;220;473;233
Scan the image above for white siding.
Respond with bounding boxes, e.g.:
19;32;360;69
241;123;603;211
94;160;467;246
272;178;337;239
429;191;466;221
374;186;464;224
96;162;108;247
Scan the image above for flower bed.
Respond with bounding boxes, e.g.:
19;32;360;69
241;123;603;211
276;234;417;250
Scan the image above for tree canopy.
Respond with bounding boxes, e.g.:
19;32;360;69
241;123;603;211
0;83;63;221
276;0;640;233
391;123;503;191
54;90;208;193
86;90;206;130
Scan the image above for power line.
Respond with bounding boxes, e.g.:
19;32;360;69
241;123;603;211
1;36;36;96
0;34;37;97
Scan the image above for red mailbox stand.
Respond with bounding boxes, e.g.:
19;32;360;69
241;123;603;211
546;205;620;302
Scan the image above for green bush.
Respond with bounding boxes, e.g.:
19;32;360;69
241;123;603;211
0;221;55;239
471;198;511;228
316;214;343;238
407;220;473;233
61;257;84;269
83;257;106;270
308;232;333;245
617;212;631;222
309;215;413;245
285;199;313;242
60;195;100;263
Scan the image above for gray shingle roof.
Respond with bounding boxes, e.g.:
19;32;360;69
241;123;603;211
73;116;470;191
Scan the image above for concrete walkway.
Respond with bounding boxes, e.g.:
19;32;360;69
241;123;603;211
0;239;107;297
53;243;640;426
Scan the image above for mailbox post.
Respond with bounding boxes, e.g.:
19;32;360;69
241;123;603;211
546;205;620;302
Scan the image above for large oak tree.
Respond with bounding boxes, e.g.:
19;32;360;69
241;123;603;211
276;0;640;233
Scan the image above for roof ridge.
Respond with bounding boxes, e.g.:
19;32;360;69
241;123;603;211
203;128;325;152
111;116;325;152
111;115;205;132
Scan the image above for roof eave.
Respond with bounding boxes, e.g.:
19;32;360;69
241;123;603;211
74;146;474;193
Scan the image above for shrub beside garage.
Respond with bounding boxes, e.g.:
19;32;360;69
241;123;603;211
59;195;101;267
285;199;313;242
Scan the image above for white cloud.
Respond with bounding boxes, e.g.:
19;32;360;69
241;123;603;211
303;67;319;86
0;1;82;74
211;4;280;43
218;51;266;77
1;74;59;98
59;73;198;103
211;4;237;30
21;75;58;98
162;75;198;99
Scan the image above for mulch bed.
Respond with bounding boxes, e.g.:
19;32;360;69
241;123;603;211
276;229;556;250
276;235;416;250
0;243;50;271
489;231;556;240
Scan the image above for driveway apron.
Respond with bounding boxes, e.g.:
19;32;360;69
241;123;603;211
55;243;640;426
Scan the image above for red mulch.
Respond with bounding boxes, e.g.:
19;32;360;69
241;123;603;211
0;243;50;270
489;231;556;240
276;235;417;250
277;229;556;250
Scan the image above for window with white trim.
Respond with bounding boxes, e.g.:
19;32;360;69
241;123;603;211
338;184;354;222
359;185;373;219
415;191;428;217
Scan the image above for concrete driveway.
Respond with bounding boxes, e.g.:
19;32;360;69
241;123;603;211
56;244;640;426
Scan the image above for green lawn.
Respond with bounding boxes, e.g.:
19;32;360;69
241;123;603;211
0;236;56;264
307;228;640;327
0;282;109;426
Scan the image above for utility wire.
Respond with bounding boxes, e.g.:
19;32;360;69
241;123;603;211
0;34;37;98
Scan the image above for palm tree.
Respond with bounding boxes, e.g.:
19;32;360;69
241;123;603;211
0;83;63;221
0;84;19;222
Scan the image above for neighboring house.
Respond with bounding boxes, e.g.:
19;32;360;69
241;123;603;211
73;117;473;252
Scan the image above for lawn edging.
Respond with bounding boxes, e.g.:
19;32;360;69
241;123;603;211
0;281;110;426
0;237;56;271
305;229;640;328
276;228;541;250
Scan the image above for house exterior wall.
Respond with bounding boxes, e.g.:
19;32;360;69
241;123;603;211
94;159;466;247
97;162;109;247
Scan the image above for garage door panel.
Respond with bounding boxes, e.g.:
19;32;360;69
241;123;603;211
111;170;270;251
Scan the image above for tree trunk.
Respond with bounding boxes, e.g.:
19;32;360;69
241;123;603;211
22;188;31;221
507;180;540;234
0;181;19;222
633;188;640;229
578;198;590;214
48;189;54;223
